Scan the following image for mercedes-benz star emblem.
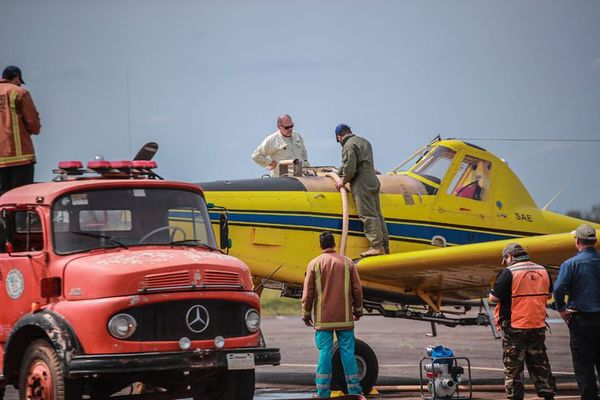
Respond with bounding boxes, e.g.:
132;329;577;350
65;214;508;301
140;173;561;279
186;305;210;333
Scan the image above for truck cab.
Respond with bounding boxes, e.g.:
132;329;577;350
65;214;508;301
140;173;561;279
0;161;280;400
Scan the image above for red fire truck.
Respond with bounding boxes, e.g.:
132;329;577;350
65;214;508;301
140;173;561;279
0;160;280;400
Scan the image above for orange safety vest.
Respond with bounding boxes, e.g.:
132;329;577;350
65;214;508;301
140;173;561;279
508;261;550;329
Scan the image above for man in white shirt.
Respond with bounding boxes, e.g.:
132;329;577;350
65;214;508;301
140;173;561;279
252;114;310;177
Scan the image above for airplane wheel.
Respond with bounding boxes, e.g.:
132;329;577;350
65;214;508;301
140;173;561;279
331;338;378;394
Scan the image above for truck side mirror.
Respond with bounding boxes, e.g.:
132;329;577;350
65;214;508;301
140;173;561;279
219;213;231;252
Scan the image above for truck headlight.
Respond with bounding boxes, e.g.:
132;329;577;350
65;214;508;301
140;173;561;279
108;313;137;339
245;309;260;332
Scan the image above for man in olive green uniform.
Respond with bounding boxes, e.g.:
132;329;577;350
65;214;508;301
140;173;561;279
334;124;389;257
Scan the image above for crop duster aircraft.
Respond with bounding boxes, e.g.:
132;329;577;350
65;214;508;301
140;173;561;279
197;137;600;392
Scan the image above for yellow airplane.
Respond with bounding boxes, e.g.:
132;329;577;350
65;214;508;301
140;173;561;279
197;137;600;392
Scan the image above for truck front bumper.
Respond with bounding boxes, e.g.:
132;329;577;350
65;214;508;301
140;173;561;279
67;347;280;378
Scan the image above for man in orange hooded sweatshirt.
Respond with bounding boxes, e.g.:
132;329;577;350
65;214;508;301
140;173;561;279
0;66;41;195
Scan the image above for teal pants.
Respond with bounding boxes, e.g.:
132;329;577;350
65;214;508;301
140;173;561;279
315;329;362;397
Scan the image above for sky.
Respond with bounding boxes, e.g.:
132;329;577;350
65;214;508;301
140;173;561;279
2;0;599;214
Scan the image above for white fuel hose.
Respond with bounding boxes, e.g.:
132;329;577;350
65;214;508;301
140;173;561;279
325;173;349;256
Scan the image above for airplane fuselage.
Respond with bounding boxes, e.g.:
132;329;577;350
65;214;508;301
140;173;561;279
198;140;595;303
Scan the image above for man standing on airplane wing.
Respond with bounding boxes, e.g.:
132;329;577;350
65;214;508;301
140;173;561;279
334;124;389;257
302;231;364;398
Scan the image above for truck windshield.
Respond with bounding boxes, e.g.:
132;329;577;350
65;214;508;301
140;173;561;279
52;188;217;254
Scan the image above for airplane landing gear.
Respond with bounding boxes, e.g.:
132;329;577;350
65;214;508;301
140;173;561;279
331;339;378;395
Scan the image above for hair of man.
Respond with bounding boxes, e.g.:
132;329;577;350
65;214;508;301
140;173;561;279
276;114;292;126
578;237;597;246
319;231;335;250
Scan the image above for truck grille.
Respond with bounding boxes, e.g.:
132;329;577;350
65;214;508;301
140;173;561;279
123;300;249;341
143;271;191;290
140;270;244;292
203;270;242;288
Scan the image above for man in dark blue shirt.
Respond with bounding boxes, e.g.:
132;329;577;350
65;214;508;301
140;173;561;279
554;223;600;400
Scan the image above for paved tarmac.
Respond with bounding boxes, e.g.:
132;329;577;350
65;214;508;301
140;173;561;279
255;310;581;399
4;310;583;399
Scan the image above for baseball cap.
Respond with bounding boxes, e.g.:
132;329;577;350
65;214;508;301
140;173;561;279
2;66;25;84
335;124;351;135
501;242;528;264
571;224;597;241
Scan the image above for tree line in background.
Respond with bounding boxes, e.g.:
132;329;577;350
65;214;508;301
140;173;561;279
567;204;600;223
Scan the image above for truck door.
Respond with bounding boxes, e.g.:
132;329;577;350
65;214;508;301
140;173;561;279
0;208;48;365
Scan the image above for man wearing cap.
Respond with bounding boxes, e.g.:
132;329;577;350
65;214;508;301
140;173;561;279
489;243;556;400
554;223;600;400
0;66;41;195
334;124;389;257
252;114;309;177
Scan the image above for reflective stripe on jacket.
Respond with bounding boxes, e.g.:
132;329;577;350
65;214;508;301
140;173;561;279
0;80;41;168
509;261;551;329
302;249;363;330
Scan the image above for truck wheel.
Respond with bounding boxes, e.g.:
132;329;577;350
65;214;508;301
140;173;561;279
194;369;255;400
19;339;66;400
331;338;378;394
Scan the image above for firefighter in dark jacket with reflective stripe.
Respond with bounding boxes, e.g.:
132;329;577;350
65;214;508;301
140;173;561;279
489;243;556;400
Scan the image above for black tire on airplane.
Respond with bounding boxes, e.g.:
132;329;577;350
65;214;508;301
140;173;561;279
331;339;378;394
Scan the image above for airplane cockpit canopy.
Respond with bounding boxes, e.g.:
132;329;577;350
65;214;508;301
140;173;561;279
388;141;493;201
389;145;457;195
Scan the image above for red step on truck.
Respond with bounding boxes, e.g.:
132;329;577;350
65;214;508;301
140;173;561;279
0;160;280;400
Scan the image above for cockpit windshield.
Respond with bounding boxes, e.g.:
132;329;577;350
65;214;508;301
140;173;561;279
389;145;430;174
52;188;216;254
388;145;457;195
411;146;456;186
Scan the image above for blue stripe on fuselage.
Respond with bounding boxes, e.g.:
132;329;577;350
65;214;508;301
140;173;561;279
204;211;516;245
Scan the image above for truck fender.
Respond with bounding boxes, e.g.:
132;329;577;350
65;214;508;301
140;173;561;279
3;310;82;384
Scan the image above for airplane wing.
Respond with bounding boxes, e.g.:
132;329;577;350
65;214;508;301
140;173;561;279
357;230;600;301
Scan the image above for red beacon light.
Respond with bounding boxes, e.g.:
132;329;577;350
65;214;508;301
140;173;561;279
55;160;84;176
87;160;111;170
58;160;83;170
109;160;133;169
54;158;161;181
132;160;157;169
